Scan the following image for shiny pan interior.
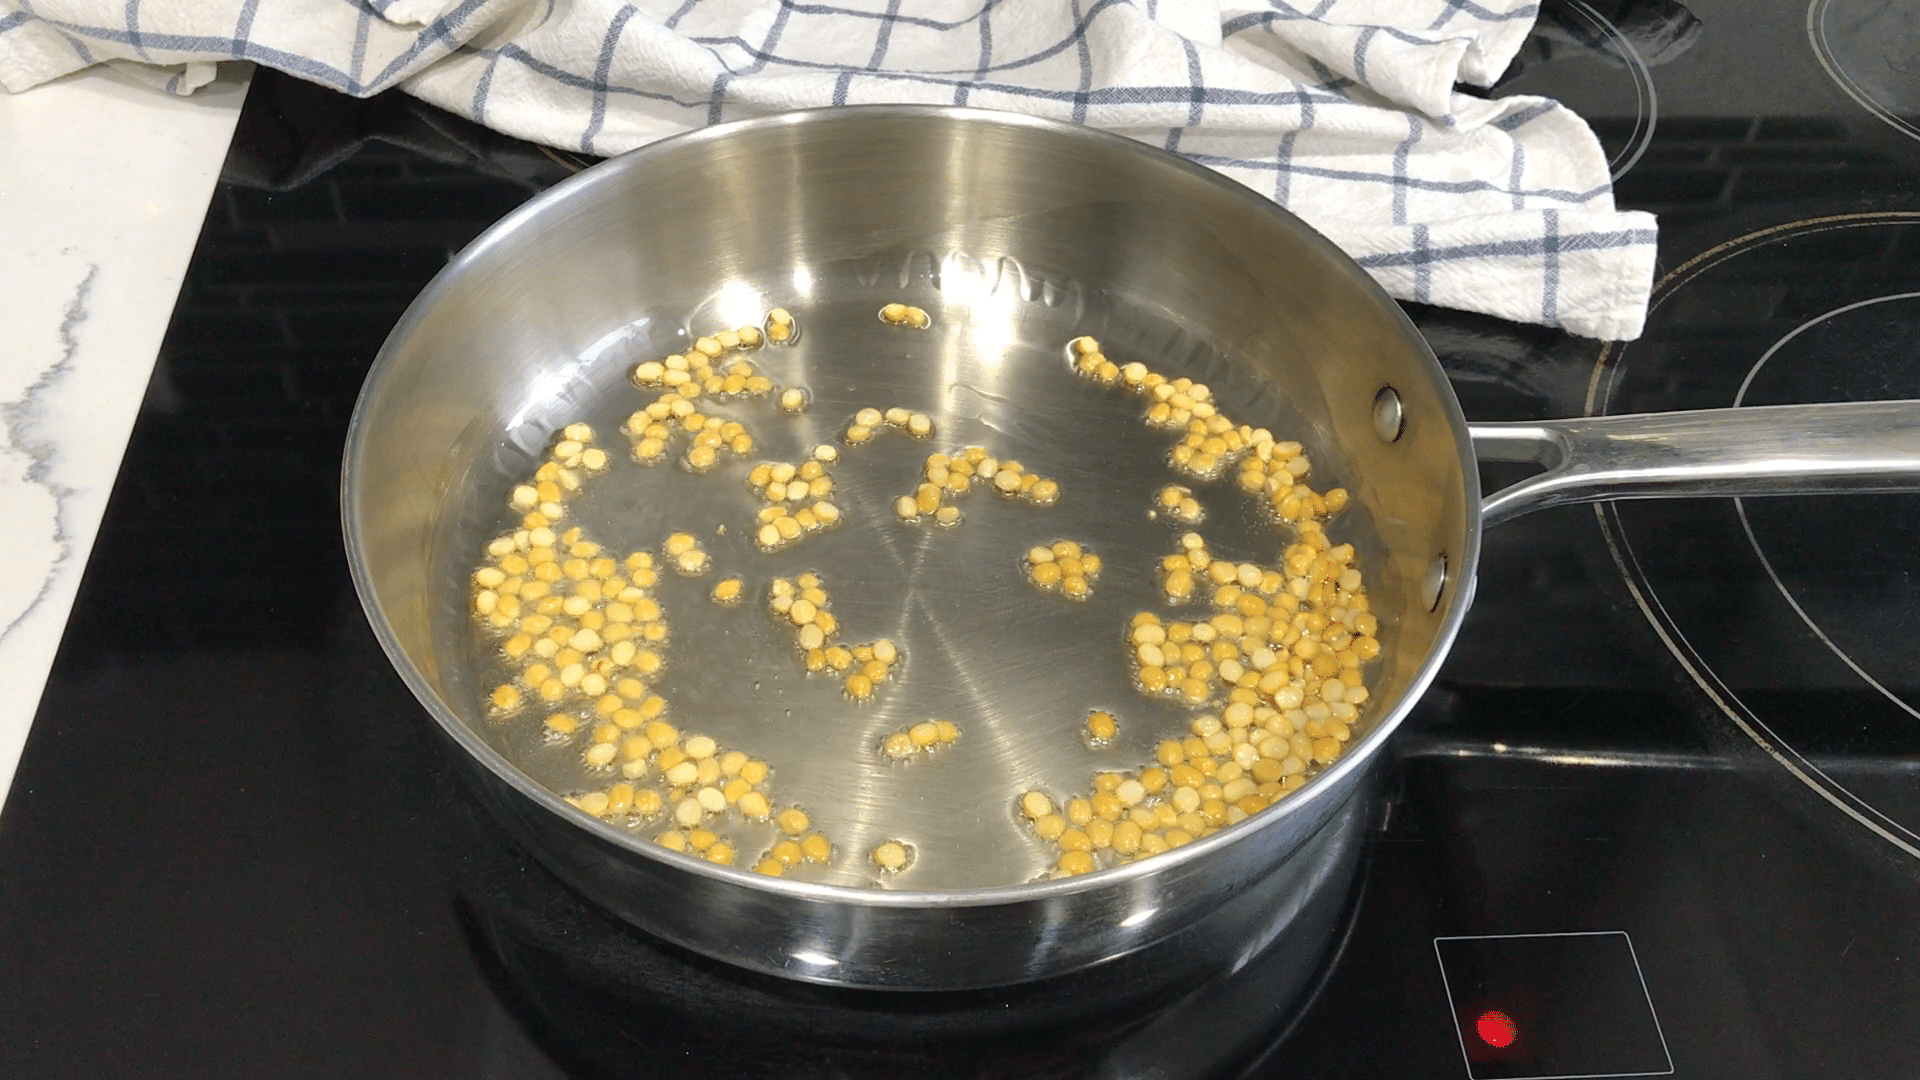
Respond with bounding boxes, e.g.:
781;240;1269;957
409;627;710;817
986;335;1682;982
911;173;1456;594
343;106;1478;988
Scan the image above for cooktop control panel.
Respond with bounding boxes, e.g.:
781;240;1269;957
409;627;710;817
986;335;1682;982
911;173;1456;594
1435;932;1673;1080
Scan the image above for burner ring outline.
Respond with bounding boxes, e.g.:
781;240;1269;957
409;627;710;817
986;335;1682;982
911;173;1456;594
1731;292;1920;749
1590;218;1920;860
1808;0;1920;144
1560;0;1660;180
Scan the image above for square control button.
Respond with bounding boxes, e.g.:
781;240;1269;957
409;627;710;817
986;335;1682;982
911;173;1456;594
1434;932;1673;1079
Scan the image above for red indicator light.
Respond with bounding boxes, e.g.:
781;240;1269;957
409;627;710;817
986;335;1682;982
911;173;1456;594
1476;1010;1518;1048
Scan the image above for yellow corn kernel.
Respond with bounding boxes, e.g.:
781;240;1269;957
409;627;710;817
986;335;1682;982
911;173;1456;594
777;808;810;835
871;841;911;872
1057;851;1096;876
1021;791;1054;820
571;791;612;818
604;783;635;816
1156;739;1185;766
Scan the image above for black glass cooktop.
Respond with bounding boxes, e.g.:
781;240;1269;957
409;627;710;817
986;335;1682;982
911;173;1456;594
4;1;1918;1076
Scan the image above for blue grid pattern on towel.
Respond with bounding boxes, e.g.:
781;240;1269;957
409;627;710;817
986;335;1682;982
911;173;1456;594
0;0;1658;338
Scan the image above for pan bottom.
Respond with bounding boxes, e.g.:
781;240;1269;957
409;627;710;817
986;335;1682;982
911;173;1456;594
431;250;1379;893
440;733;1373;1078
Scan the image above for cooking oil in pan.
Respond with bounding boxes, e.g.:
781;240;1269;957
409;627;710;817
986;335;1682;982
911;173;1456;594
435;252;1382;892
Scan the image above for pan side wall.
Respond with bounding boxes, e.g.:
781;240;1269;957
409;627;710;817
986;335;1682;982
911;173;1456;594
345;107;1471;988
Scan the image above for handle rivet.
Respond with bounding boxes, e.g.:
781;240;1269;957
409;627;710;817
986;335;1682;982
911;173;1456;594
1372;387;1405;443
1422;553;1448;612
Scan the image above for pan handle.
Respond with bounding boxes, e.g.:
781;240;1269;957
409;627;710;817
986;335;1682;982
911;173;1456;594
1469;400;1920;528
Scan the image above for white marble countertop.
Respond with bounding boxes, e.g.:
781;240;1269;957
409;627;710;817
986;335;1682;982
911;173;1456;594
0;64;249;810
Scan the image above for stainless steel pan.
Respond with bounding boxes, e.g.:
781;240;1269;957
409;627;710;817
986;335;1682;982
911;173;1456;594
344;105;1920;991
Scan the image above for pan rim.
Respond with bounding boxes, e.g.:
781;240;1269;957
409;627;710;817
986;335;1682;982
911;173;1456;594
341;103;1482;912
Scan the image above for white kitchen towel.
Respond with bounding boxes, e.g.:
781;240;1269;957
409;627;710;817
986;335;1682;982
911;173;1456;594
0;0;1658;340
